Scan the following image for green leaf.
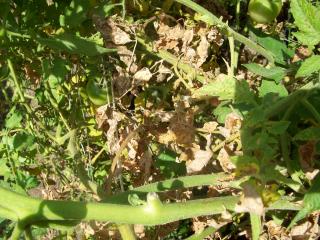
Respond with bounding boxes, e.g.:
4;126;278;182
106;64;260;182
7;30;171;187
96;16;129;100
67;129;79;158
192;75;236;100
250;28;294;64
213;103;233;124
13;132;35;152
296;55;320;77
234;80;257;105
289;173;320;228
0;160;10;177
59;0;90;28
259;81;288;98
92;3;120;17
291;0;320;46
155;149;186;178
293;127;320;141
244;64;286;83
266;121;290;135
5;111;23;129
37;33;116;56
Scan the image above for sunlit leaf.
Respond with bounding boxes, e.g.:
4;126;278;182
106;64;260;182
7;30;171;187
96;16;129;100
37;33;116;56
296;55;320;78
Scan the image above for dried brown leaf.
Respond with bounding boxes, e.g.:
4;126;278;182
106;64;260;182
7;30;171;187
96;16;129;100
217;147;236;172
133;67;153;84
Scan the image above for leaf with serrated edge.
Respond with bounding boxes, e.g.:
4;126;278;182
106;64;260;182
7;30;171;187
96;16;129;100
296;55;320;77
291;0;320;46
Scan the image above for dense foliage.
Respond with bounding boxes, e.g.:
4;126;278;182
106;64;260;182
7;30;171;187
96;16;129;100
0;0;320;239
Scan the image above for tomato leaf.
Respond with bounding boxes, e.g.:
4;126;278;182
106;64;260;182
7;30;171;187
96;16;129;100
59;0;90;28
294;127;320;141
37;33;116;56
5;111;23;129
249;28;294;64
296;55;320;78
193;75;255;104
244;63;286;83
155;149;186;178
289;173;320;228
13;132;35;152
291;0;320;46
259;80;288;98
192;75;236;100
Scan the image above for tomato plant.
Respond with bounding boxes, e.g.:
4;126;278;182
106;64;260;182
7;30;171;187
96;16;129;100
1;0;320;239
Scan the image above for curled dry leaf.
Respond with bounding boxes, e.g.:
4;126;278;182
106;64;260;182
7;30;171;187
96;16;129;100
207;28;224;46
202;121;219;133
217;147;236;172
298;141;316;172
113;65;132;97
106;111;124;155
133;67;153;84
186;148;213;173
225;112;242;131
265;221;290;240
290;220;314;240
106;18;132;45
156;64;173;82
196;35;210;67
168;110;195;146
154;21;185;52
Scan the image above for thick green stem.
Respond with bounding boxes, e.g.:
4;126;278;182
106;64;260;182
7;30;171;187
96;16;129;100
0;186;239;226
250;213;261;240
174;0;275;65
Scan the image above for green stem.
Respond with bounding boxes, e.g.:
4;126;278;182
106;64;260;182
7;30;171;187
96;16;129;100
7;59;57;142
174;0;275;65
44;82;71;131
250;213;261;240
162;0;174;11
8;59;25;102
121;0;126;19
185;227;216;240
228;36;235;77
6;30;31;39
0;186;239;225
24;226;34;240
118;224;137;240
301;99;320;124
280;105;295;174
10;222;26;240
